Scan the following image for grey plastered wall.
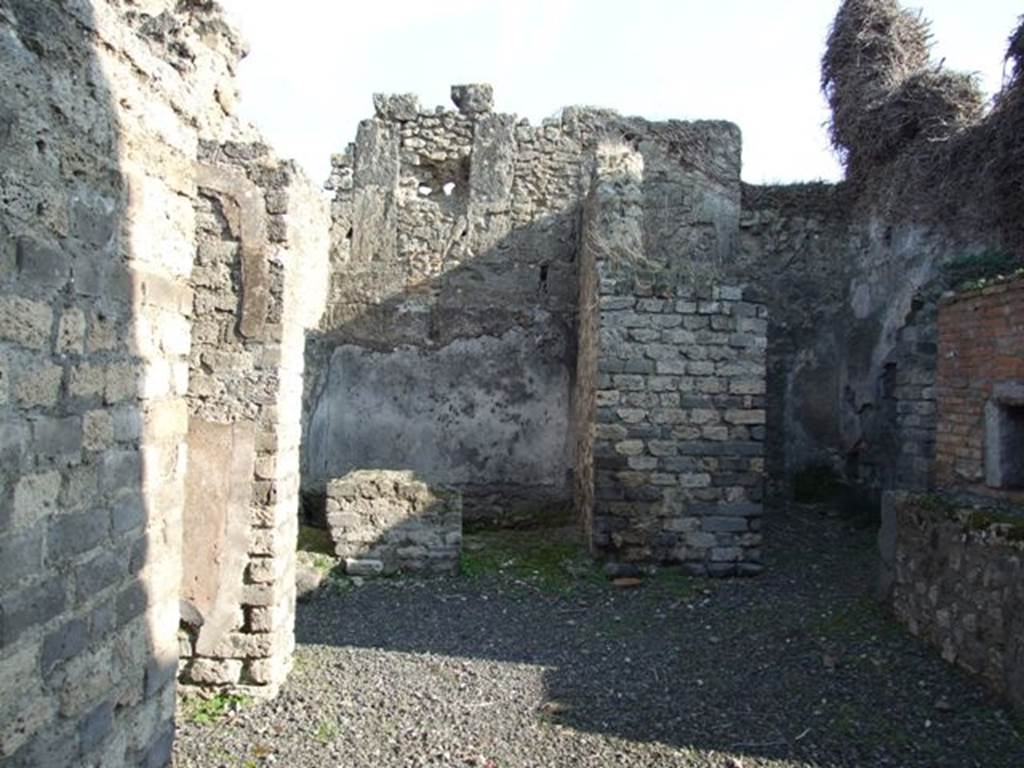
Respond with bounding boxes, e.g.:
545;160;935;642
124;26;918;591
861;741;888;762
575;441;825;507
736;183;997;499
305;86;744;519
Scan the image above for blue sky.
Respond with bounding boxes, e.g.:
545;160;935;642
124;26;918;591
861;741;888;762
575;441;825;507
218;0;1022;185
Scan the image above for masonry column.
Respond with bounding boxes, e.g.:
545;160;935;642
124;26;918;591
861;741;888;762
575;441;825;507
576;142;768;576
178;141;329;695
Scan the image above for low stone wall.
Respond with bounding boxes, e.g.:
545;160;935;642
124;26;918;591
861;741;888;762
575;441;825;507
327;471;462;575
880;492;1024;715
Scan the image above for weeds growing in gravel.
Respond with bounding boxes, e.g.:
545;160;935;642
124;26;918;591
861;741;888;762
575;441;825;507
314;719;341;744
809;596;901;641
648;568;706;601
181;692;250;726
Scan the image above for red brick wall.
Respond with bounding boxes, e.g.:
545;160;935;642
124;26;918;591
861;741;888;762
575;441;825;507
935;276;1024;492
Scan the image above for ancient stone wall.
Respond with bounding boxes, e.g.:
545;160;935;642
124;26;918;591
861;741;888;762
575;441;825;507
735;6;1024;501
326;470;462;576
737;186;954;497
0;0;243;764
306;85;743;521
178;142;329;694
935;276;1024;498
576;144;766;574
880;493;1024;716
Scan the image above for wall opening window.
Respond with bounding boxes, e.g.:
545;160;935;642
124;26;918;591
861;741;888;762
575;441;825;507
985;386;1024;489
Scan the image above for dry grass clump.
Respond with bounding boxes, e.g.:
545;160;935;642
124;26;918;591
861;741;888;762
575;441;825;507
985;17;1024;249
1007;17;1024;77
816;4;1024;251
822;0;984;179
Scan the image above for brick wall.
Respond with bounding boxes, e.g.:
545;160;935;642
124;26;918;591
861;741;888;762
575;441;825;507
935;276;1024;497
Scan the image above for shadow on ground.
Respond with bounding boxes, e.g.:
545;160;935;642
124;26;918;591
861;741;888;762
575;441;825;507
175;506;1024;768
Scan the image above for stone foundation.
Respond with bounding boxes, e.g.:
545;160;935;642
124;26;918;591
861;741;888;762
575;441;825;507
880;492;1024;716
327;471;462;575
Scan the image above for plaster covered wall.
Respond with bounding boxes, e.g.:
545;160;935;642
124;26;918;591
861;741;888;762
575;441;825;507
304;85;742;519
736;187;958;495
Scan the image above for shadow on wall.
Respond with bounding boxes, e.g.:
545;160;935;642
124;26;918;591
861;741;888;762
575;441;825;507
302;207;581;523
300;102;742;523
739;9;1024;501
0;1;192;765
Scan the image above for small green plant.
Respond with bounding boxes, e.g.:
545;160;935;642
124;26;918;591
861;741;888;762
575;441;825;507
314;718;341;744
182;692;250;726
966;509;1024;541
308;551;338;574
793;463;842;503
914;494;956;515
649;567;704;601
1012;711;1024;738
809;596;901;641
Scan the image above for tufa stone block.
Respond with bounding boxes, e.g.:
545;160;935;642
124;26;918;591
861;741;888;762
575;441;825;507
327;470;462;575
451;83;494;116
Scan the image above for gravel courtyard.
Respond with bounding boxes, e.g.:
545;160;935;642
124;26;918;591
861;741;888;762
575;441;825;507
173;506;1024;768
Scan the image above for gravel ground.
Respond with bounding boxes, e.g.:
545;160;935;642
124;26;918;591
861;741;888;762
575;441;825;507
174;506;1024;768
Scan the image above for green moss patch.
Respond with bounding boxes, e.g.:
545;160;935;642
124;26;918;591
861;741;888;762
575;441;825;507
297;524;334;556
943;249;1023;292
460;526;603;593
181;692;251;726
966;510;1024;542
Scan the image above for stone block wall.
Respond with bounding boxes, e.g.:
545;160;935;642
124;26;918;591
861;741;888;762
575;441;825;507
179;141;329;695
881;493;1024;716
935;276;1024;498
576;144;767;574
326;470;462;576
305;85;742;521
0;1;243;764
